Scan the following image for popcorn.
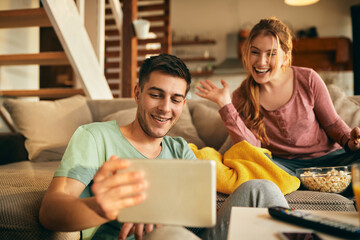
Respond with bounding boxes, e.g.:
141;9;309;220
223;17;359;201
299;168;351;193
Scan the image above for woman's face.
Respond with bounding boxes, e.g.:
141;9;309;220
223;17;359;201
248;33;288;85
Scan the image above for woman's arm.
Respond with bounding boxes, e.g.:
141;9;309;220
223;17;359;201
196;80;261;147
311;70;354;148
219;102;261;147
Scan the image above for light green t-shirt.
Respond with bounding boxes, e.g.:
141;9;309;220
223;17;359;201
54;120;196;240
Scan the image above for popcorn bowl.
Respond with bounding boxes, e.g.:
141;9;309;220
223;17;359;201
296;166;352;193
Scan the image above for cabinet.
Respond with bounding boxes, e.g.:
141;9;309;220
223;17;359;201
237;37;352;71
291;37;352;71
172;39;216;77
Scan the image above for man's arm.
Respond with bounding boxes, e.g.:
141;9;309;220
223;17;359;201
39;157;147;232
39;177;107;231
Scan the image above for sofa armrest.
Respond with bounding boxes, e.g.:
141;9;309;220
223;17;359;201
0;132;28;165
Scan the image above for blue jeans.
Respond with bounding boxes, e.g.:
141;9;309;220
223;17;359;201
271;149;360;176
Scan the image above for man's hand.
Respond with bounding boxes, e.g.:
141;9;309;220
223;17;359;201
91;155;147;220
347;127;360;151
195;79;232;108
118;223;163;240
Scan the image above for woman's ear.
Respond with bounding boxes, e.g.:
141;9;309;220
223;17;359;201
284;51;292;67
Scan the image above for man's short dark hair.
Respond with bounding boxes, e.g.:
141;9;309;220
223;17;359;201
138;53;192;94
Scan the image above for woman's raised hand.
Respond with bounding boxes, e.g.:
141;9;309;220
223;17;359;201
195;79;232;108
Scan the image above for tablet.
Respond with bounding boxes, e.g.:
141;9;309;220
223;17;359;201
117;159;216;227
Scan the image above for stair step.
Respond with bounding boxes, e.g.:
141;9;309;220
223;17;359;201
105;51;120;58
108;82;120;89
0;52;69;66
0;8;51;28
0;88;84;99
105;72;119;79
138;3;168;12
138;37;168;45
138;47;168;55
105;39;121;47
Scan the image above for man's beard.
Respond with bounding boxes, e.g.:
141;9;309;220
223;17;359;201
137;112;173;138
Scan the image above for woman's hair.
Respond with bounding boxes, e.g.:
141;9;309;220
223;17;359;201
237;17;293;145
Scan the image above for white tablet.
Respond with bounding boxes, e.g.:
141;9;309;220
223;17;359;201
117;159;216;227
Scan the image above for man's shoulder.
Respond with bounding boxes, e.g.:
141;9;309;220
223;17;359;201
79;120;117;132
161;135;196;159
71;121;121;142
163;135;188;145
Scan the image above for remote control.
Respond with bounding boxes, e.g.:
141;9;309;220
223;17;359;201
268;207;360;239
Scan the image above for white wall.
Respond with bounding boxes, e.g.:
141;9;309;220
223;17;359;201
0;0;39;132
172;0;360;98
0;0;39;90
172;0;360;65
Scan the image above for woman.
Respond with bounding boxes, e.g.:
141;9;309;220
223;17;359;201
196;17;360;175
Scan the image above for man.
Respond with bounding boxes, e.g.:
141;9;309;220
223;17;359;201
39;54;288;240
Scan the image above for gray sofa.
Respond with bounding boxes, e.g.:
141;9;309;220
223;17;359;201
0;84;358;239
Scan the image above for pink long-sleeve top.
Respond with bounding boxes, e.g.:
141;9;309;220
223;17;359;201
219;66;351;159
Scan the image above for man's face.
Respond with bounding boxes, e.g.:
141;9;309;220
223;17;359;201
135;71;187;138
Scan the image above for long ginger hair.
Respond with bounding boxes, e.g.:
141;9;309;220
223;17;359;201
237;17;293;145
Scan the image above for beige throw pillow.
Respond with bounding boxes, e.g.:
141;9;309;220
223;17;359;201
102;108;137;126
218;135;233;155
168;104;206;148
4;95;93;161
327;84;360;128
102;104;206;148
191;103;228;150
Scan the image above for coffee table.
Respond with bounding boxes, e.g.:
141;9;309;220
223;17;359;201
227;207;359;240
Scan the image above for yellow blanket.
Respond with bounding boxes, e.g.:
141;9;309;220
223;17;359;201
189;141;300;195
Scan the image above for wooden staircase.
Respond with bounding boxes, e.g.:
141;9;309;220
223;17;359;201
0;0;171;99
105;0;171;97
0;52;68;66
0;7;50;28
0;0;112;100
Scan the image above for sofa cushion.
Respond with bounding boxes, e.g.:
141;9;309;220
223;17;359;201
3;95;93;161
0;161;80;240
87;98;137;122
218;136;233;155
284;190;356;212
102;104;206;148
102;107;137;125
215;190;356;213
191;103;228;150
327;84;360;128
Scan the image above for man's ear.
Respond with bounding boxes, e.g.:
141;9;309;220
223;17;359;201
134;84;141;103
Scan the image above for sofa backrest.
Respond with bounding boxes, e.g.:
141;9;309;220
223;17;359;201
86;97;220;122
3;84;360;163
87;98;137;122
86;97;230;151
